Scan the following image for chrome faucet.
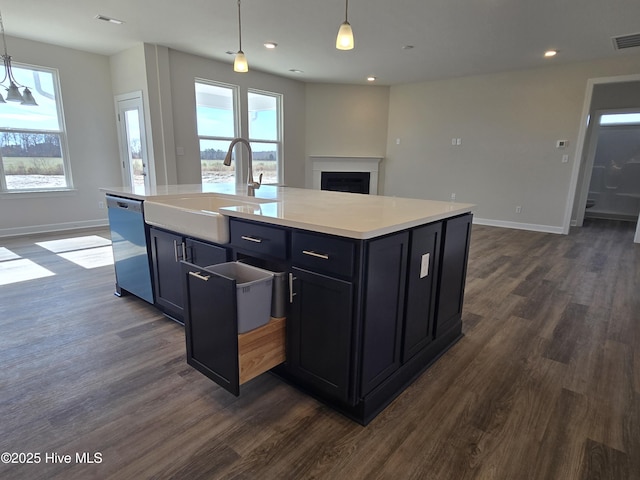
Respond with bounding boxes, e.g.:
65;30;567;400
223;137;262;190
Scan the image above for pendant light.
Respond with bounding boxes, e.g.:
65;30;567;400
233;0;248;72
0;10;37;105
336;0;354;50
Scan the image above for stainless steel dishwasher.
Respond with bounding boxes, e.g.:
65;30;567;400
106;195;154;304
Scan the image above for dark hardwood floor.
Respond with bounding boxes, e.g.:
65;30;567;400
0;220;638;479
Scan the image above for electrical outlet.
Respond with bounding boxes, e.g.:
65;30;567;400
98;201;105;209
420;253;430;279
515;206;522;214
450;193;456;201
562;154;569;163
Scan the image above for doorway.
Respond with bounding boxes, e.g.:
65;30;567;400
567;75;640;243
115;92;151;191
582;110;640;222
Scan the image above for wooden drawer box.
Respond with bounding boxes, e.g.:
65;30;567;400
239;317;286;384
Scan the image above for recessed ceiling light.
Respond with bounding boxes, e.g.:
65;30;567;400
95;14;124;25
402;45;414;50
264;42;278;49
544;50;558;57
226;51;236;55
367;76;376;82
289;69;304;74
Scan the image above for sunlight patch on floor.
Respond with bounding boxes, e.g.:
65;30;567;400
0;247;21;262
0;259;55;286
36;235;112;253
58;246;114;269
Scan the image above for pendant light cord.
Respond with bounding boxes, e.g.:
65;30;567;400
345;0;349;22
0;11;9;58
237;0;243;52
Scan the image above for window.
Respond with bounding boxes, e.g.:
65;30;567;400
0;64;71;192
195;80;282;185
195;81;238;184
248;90;282;185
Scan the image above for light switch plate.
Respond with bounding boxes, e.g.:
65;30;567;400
420;253;430;278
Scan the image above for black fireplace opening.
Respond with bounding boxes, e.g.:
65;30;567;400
321;171;370;194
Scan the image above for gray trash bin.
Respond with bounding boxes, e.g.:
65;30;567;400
205;262;273;333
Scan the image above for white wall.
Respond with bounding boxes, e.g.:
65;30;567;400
168;50;307;188
0;36;120;237
110;44;177;187
110;44;148;96
384;55;640;233
4;36;640;237
305;84;390;188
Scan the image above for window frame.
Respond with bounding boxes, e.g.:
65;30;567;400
247;88;283;186
0;62;73;193
194;79;240;185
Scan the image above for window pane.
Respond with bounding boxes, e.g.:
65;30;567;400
248;92;277;141
200;139;234;184
0;68;60;131
124;109;145;187
1;132;66;190
195;83;235;138
250;141;278;185
600;113;640;126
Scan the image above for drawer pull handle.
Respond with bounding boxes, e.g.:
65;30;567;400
241;235;263;243
174;241;186;262
302;250;329;260
189;271;210;281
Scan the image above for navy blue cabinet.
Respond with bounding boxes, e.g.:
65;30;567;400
434;213;472;337
402;222;442;362
178;214;472;424
150;227;229;323
289;266;354;403
360;232;409;396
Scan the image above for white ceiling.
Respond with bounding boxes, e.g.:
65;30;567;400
2;0;640;85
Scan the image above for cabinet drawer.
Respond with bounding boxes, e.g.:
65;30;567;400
230;219;288;260
182;260;285;396
185;237;229;267
292;231;355;278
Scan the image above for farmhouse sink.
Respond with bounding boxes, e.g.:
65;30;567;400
144;194;269;244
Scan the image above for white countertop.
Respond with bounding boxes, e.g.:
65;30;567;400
101;184;474;239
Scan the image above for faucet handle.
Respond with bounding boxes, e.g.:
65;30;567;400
248;173;262;189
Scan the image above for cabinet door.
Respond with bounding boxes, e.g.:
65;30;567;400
150;228;185;321
402;223;442;362
181;261;240;395
361;231;409;396
185;238;229;267
434;213;472;337
290;267;354;403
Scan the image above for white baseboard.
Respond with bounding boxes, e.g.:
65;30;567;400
0;219;109;238
472;217;564;235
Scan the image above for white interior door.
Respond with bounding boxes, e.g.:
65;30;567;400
116;93;150;190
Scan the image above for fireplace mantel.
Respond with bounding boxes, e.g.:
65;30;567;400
310;156;382;194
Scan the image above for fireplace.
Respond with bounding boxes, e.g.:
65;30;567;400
310;156;382;194
321;172;371;194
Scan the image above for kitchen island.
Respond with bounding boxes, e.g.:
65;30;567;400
102;184;474;424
